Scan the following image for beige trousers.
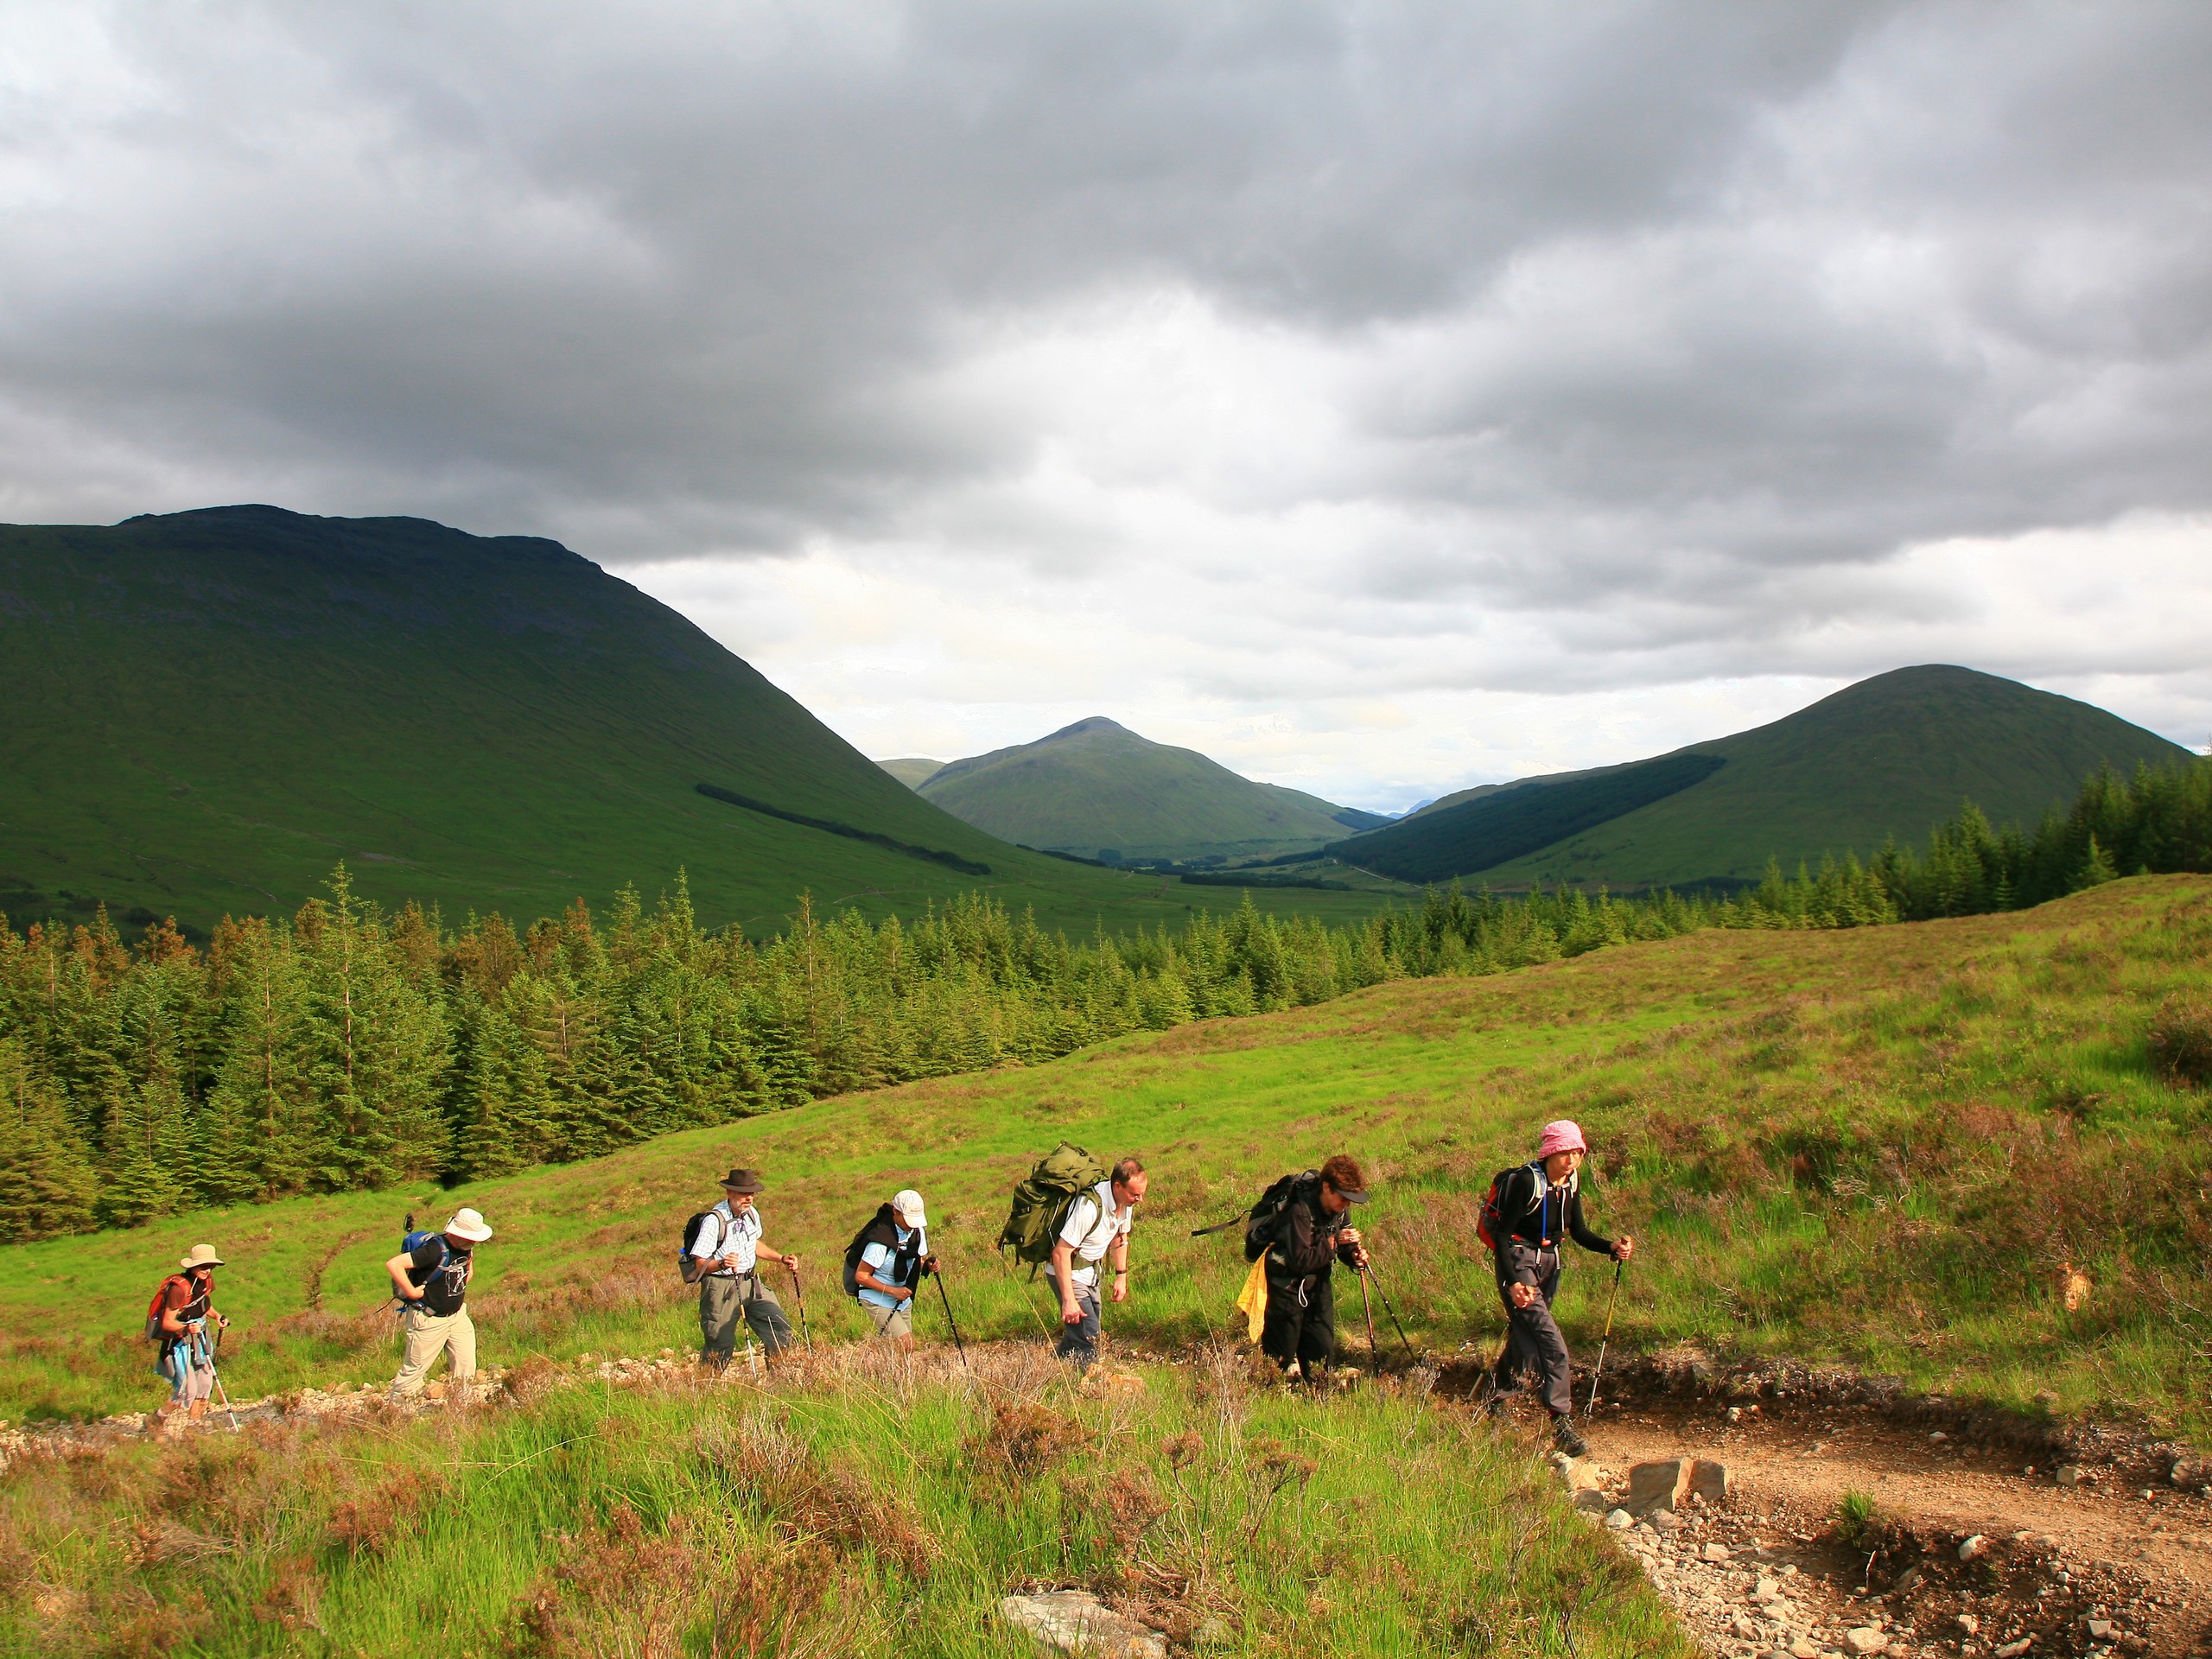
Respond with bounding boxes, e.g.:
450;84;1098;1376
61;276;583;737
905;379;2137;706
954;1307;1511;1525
391;1305;476;1402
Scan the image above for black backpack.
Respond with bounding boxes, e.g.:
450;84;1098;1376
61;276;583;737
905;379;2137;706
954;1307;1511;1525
1243;1171;1315;1263
677;1209;719;1284
842;1204;916;1297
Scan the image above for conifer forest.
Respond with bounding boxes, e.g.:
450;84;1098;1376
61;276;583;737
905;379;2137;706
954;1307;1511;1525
2;763;2203;1242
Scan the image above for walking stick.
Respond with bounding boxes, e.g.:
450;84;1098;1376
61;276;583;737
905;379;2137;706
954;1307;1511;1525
1357;1268;1380;1366
207;1326;240;1432
1363;1261;1420;1363
787;1262;814;1354
931;1268;971;1373
1189;1212;1248;1237
1585;1257;1625;1417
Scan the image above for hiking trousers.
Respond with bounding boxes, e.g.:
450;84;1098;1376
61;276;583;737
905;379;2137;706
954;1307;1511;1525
1262;1269;1336;1376
392;1306;476;1403
699;1270;793;1365
1493;1252;1573;1415
1048;1270;1101;1370
160;1329;215;1405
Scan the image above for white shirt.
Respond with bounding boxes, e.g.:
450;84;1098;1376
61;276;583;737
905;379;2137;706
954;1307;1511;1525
690;1200;762;1274
1054;1182;1133;1289
856;1223;924;1309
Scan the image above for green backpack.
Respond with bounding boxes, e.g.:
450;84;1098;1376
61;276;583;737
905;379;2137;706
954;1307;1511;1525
998;1142;1109;1269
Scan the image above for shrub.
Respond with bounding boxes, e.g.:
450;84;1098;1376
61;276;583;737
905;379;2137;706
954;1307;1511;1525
2149;995;2212;1086
1834;1489;1878;1547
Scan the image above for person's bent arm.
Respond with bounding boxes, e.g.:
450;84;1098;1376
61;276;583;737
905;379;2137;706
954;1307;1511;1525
855;1266;911;1302
1050;1239;1083;1321
385;1252;425;1301
1566;1189;1617;1256
757;1240;799;1272
1107;1234;1130;1304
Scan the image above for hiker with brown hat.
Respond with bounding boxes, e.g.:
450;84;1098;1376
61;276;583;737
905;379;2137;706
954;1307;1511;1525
1479;1119;1632;1457
386;1207;493;1404
690;1167;798;1369
149;1243;229;1435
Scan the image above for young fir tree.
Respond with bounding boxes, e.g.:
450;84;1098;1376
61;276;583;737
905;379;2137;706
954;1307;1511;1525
0;1034;97;1239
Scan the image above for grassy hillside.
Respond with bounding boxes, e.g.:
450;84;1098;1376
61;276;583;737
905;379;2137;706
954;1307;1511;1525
6;877;2206;1439
1334;664;2190;888
918;717;1370;862
879;756;949;788
0;509;1388;936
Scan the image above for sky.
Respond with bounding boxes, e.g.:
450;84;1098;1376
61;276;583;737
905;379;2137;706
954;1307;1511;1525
4;3;2209;811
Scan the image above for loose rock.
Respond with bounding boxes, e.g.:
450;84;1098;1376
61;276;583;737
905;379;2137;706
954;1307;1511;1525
1960;1534;1991;1561
1841;1628;1888;1656
999;1591;1168;1659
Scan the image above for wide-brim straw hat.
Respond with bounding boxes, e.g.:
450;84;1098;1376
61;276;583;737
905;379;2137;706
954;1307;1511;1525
178;1243;224;1271
444;1208;494;1243
720;1167;766;1194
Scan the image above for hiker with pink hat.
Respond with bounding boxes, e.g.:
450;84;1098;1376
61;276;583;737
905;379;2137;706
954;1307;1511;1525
1476;1119;1633;1457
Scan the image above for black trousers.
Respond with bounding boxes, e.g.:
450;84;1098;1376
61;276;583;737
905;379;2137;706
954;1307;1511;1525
1492;1250;1573;1414
1262;1270;1336;1374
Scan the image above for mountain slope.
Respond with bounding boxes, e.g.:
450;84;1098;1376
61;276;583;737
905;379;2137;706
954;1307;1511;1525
917;716;1368;860
1334;665;2191;887
877;757;947;789
0;508;1387;935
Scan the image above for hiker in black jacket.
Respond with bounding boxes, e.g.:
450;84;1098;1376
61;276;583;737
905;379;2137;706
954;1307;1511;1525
1249;1154;1370;1384
1486;1119;1633;1456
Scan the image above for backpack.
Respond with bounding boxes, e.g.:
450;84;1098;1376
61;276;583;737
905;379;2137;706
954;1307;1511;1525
142;1273;192;1343
1242;1172;1313;1263
677;1210;719;1284
842;1203;908;1297
401;1212;436;1256
1474;1162;1546;1253
997;1142;1110;1268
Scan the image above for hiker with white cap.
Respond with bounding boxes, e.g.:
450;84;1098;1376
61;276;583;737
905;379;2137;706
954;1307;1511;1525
690;1167;799;1369
385;1207;493;1404
147;1243;229;1436
1478;1120;1633;1456
1048;1156;1147;1371
844;1188;936;1353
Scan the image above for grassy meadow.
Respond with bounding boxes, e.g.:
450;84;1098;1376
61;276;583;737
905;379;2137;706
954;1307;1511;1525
3;876;2208;1434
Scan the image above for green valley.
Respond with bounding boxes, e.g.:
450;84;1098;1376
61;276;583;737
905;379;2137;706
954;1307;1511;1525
0;509;1390;938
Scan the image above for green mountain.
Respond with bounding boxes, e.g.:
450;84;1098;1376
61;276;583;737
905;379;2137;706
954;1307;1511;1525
877;757;947;789
917;716;1382;861
1333;665;2192;887
0;507;1388;937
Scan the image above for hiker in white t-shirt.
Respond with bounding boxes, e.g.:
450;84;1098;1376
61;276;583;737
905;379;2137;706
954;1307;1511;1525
1048;1156;1147;1370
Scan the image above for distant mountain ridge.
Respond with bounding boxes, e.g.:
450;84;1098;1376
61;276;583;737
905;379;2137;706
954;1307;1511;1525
0;507;1378;936
1331;665;2191;888
914;716;1381;861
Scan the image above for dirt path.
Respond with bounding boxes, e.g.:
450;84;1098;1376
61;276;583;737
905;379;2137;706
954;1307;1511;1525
1571;1388;2212;1659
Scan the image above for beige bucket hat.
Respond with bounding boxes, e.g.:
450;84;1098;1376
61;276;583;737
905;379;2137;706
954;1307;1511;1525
179;1243;224;1270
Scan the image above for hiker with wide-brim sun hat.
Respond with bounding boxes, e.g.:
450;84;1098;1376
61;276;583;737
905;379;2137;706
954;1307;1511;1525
1482;1120;1632;1457
386;1207;493;1405
149;1243;229;1436
690;1168;798;1370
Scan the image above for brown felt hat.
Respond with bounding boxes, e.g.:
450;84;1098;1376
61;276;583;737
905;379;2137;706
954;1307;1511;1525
719;1167;766;1194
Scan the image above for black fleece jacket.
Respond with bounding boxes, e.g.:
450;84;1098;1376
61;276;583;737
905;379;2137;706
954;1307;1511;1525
1491;1163;1614;1289
1263;1179;1363;1281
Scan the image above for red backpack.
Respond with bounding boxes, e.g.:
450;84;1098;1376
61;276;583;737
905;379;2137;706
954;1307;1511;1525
142;1274;192;1342
1473;1164;1535;1252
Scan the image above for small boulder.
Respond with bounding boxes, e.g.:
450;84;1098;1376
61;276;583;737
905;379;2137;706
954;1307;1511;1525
1688;1459;1731;1503
2086;1619;2120;1641
1955;1613;1980;1635
1604;1508;1633;1529
999;1592;1169;1659
1701;1542;1732;1562
1959;1535;1991;1561
2055;1464;2089;1487
1625;1458;1690;1514
1572;1489;1611;1514
1841;1628;1889;1656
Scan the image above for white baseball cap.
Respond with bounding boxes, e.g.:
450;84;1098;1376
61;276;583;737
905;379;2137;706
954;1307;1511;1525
892;1189;926;1229
444;1207;493;1243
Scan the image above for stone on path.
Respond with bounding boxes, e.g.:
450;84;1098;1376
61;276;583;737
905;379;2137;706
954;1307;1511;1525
1840;1628;1888;1656
2055;1463;2088;1487
999;1592;1168;1659
1688;1459;1730;1503
1604;1509;1633;1529
1626;1459;1692;1515
1993;1640;2032;1658
1958;1534;1991;1561
1700;1542;1732;1562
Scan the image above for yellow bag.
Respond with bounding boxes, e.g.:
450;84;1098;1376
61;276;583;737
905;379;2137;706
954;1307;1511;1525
1234;1256;1268;1344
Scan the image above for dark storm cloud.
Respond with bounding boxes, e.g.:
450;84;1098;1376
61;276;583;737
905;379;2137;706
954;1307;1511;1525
2;0;2209;747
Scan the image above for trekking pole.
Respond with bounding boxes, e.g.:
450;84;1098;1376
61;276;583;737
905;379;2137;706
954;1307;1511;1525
1584;1257;1625;1417
1189;1213;1248;1238
207;1326;240;1432
1357;1268;1381;1367
931;1268;972;1374
1363;1262;1420;1363
787;1262;814;1355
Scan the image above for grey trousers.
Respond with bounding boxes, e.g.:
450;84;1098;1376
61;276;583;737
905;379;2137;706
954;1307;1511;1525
699;1270;793;1364
1049;1272;1101;1370
1493;1252;1573;1415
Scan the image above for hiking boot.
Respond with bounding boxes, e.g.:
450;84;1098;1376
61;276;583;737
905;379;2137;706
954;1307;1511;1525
1551;1415;1589;1459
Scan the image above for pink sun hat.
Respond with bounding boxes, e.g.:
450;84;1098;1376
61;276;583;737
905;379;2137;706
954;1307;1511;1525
1536;1120;1588;1161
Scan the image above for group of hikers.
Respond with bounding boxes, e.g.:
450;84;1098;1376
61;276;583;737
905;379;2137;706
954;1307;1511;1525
144;1118;1631;1456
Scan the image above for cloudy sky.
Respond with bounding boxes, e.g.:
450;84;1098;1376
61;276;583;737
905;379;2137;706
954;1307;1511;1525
5;2;2209;810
